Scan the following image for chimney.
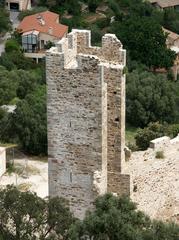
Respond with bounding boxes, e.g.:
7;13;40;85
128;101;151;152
37;15;45;26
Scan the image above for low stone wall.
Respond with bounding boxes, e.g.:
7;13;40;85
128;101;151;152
150;134;179;151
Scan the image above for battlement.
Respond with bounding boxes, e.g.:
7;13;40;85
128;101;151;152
47;29;126;69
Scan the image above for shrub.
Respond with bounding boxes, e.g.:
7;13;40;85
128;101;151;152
135;122;167;150
5;39;21;53
44;41;55;49
166;124;179;138
61;16;87;32
155;151;164;159
95;18;110;29
88;0;101;12
126;70;178;127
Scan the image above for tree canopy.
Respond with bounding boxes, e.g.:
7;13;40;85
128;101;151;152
0;185;75;240
0;187;178;240
111;16;175;69
0;8;11;33
69;193;179;240
0;85;47;155
126;70;178;127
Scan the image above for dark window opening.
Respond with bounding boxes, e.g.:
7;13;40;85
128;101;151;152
70;171;72;183
10;2;19;10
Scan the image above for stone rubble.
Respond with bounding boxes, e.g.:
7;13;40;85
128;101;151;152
125;138;179;223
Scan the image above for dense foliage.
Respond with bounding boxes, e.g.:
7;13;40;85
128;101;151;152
135;122;179;150
112;17;175;69
0;187;178;240
163;8;179;35
0;185;74;240
69;193;179;240
5;39;21;53
3;86;47;155
126;70;178;127
135;122;168;150
0;8;11;33
1;0;179;153
0;40;47;155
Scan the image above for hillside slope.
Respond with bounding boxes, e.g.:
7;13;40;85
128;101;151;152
125;141;179;222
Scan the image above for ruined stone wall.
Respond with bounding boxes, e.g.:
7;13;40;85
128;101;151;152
150;134;179;151
46;29;130;219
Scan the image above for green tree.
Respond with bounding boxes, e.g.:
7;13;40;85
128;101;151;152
88;0;102;12
64;0;81;15
0;67;39;105
0;51;36;71
16;70;37;99
0;185;75;240
11;85;47;155
135;122;167;150
135;122;179;150
111;16;175;69
68;193;179;240
126;70;177;127
0;8;11;33
5;39;21;53
0;0;5;7
0;66;19;105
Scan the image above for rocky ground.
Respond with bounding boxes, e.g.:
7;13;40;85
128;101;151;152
0;141;178;223
125;142;179;223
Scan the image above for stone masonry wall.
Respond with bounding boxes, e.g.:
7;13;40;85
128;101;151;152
46;29;130;219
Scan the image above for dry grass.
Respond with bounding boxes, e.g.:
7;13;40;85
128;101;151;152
26;165;40;175
85;13;106;23
155;151;165;159
29;155;48;162
18;183;32;191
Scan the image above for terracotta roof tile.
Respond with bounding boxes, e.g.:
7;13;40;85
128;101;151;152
17;10;68;38
150;0;179;8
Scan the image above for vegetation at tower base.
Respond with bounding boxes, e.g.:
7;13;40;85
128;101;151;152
69;193;179;239
0;187;178;240
135;122;179;150
0;185;75;240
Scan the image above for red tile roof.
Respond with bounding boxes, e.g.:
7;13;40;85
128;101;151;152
17;11;68;38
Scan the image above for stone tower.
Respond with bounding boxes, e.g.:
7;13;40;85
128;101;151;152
46;29;130;219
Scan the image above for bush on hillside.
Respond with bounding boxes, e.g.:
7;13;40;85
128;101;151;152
5;39;21;53
126;70;178;127
135;122;167;150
